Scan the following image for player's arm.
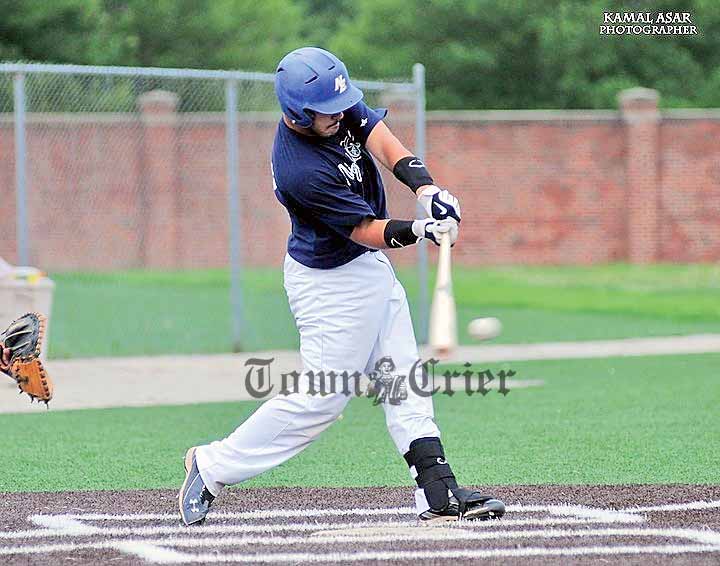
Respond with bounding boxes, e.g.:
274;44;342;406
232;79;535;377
366;121;461;223
350;217;458;250
366;121;415;181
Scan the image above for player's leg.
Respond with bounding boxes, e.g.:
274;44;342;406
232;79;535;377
180;252;393;525
367;251;505;522
180;375;351;525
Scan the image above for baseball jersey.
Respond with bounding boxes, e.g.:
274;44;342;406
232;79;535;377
271;101;389;269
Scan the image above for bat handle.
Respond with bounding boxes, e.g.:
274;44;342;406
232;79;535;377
440;231;451;252
436;231;452;288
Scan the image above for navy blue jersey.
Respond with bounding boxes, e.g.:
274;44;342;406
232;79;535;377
271;101;389;268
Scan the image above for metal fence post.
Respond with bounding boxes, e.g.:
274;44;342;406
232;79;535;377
413;63;429;345
13;72;29;266
226;79;244;351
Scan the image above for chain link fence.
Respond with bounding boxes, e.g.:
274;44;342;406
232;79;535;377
0;63;427;358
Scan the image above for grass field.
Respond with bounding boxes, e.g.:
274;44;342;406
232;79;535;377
3;353;718;492
48;263;720;358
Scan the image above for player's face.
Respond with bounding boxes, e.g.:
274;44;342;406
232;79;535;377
311;111;343;137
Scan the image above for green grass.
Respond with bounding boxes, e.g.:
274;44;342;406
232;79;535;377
2;353;718;492
48;264;720;358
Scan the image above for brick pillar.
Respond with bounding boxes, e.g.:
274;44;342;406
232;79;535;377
619;87;660;264
138;90;180;268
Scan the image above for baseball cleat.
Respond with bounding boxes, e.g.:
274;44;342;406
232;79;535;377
178;447;215;526
462;497;506;520
419;490;505;523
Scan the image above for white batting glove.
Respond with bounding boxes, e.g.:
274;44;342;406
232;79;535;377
411;218;459;246
417;185;461;223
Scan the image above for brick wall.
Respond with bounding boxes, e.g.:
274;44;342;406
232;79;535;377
1;87;718;270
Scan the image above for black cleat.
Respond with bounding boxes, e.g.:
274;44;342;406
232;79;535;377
462;497;506;520
420;489;505;523
178;447;215;526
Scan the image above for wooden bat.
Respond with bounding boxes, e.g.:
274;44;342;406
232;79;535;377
429;232;457;358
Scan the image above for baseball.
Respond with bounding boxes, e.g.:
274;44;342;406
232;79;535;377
468;317;502;340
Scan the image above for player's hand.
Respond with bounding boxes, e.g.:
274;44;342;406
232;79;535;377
417;185;461;223
412;218;459;246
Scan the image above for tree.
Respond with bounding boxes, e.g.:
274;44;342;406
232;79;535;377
0;0;121;64
329;0;720;109
102;0;305;71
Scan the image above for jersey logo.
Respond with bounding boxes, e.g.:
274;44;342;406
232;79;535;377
436;457;447;465
340;132;362;160
338;131;363;184
433;201;448;216
338;162;362;184
360;118;368;127
409;159;425;168
334;74;347;93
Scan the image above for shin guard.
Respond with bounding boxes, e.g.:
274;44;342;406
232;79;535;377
404;437;458;512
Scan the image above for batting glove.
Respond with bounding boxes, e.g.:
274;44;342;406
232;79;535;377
412;218;459;246
417;185;461;223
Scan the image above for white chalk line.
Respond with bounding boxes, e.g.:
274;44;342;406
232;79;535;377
32;502;642;523
620;499;720;513
115;541;191;564
2;515;645;541
30;515;103;535
0;520;413;541
50;505;418;522
114;545;720;563
3;527;720;557
4;499;719;562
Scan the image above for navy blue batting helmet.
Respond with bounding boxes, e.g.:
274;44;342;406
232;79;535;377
275;47;363;128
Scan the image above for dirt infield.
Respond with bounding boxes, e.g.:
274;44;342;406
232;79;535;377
1;485;719;565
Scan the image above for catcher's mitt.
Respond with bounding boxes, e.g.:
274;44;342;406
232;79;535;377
0;312;53;405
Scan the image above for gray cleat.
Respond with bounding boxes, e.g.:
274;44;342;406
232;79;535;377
178;447;215;526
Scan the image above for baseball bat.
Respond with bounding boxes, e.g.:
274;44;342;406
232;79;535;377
429;232;457;358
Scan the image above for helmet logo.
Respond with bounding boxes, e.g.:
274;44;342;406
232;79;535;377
334;74;347;94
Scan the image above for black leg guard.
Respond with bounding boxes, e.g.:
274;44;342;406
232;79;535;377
405;437;506;520
404;437;458;512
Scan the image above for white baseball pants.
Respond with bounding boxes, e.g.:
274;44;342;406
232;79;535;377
196;250;440;496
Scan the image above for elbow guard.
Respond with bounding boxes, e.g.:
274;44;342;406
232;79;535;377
393;156;434;193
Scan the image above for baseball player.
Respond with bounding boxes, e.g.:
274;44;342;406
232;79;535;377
179;47;505;525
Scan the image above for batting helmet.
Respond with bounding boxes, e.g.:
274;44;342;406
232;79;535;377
275;47;363;128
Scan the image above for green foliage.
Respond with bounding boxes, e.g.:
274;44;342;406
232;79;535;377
1;0;304;71
2;1;720;109
103;0;304;71
0;0;122;64
330;0;720;109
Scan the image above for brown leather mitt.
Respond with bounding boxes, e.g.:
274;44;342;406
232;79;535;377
0;312;53;405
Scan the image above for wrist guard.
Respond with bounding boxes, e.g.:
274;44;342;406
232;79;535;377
384;220;419;248
393;156;434;193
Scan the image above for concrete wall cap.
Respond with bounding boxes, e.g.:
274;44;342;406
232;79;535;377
138;90;180;107
618;87;659;104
